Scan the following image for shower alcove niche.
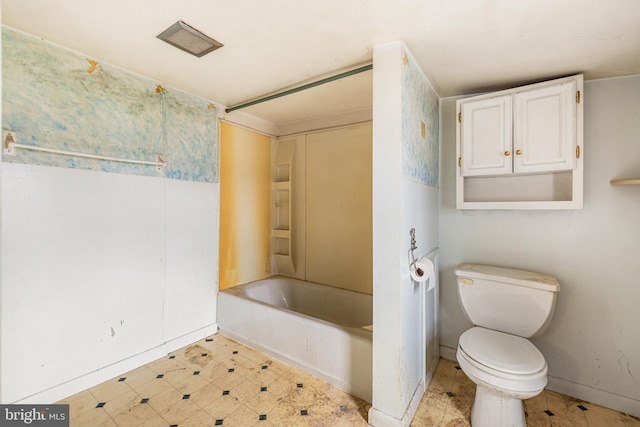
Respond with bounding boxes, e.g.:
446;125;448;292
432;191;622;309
218;121;372;292
218;120;374;399
270;137;295;276
220;122;372;295
270;124;373;292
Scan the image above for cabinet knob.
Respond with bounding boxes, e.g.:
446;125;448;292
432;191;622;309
504;150;511;156
516;149;523;155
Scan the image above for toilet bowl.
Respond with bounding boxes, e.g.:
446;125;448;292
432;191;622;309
454;264;560;427
457;327;548;426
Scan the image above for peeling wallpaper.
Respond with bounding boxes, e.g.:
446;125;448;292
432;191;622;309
401;52;439;187
2;27;219;183
162;89;218;182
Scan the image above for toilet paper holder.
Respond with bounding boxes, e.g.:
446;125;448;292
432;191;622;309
409;228;423;276
409;228;435;285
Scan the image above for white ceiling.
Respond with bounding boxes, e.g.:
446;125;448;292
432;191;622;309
3;0;640;128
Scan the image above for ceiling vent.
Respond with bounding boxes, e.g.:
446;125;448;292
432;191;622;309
157;20;223;58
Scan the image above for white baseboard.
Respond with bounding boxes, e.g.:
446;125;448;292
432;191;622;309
368;379;425;427
15;323;218;404
547;375;640;418
368;406;402;427
162;324;219;355
440;345;639;418
439;344;457;362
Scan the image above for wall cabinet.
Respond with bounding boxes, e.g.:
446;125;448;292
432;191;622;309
460;94;512;176
456;74;583;209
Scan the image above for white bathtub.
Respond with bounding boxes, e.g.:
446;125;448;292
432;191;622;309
218;276;372;401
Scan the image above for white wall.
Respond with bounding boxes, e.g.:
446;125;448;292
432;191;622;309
402;180;440;382
0;28;221;404
163;178;219;341
439;75;640;416
369;42;440;427
306;124;373;294
0;164;219;403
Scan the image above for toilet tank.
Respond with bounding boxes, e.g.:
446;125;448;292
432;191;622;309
455;264;560;338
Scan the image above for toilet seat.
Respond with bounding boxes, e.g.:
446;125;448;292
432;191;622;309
460;327;546;374
457;327;548;395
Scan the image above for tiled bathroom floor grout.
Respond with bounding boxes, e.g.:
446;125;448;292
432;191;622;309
58;335;640;426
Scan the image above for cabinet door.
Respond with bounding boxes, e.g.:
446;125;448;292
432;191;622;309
460;95;512;176
513;80;577;173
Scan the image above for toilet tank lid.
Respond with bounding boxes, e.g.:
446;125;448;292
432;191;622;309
455;264;560;292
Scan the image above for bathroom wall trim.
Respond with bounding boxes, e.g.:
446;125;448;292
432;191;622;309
547;375;640;418
440;345;640;417
368;378;425;427
219;113;279;138
13;323;218;405
277;108;373;136
439;344;457;362
278;118;373;139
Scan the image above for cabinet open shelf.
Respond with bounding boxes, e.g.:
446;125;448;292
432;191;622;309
610;179;640;185
456;74;584;210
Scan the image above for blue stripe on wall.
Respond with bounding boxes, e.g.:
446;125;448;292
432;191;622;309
401;52;439;187
2;27;219;183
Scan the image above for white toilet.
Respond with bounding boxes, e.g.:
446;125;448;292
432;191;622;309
454;264;560;427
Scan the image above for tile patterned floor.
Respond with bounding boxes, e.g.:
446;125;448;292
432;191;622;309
59;334;369;426
59;335;640;426
412;358;640;427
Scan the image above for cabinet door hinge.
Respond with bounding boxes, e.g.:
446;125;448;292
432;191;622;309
576;146;581;159
458;157;462;167
458;112;462;123
576;90;581;104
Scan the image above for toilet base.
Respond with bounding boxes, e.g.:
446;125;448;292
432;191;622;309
470;385;526;427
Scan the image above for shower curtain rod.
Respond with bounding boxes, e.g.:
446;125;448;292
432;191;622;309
225;64;373;113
